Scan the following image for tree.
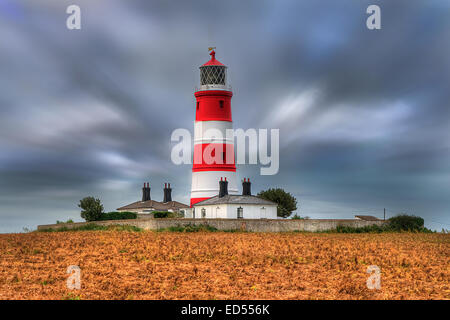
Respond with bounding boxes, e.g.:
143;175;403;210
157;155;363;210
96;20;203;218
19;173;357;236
257;188;297;218
78;197;104;222
387;214;426;232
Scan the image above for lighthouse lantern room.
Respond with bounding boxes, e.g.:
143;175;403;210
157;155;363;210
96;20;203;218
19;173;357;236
190;50;239;206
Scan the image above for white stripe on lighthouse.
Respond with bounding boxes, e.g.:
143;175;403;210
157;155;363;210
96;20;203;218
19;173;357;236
194;121;234;145
191;171;239;199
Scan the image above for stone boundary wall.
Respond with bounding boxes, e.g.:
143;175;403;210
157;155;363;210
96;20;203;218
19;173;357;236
37;218;386;232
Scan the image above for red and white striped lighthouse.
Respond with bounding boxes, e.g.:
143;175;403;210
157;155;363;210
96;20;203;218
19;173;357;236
190;50;238;206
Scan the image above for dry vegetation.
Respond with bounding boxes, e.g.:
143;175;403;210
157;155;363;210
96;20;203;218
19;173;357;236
0;231;448;300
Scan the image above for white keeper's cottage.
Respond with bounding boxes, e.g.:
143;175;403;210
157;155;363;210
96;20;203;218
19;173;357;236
189;178;278;219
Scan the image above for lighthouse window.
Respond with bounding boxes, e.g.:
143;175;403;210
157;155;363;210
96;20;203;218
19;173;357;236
219;100;224;108
237;207;243;219
197;102;199;110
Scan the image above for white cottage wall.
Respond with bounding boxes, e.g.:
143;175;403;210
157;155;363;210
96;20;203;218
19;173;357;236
194;203;277;219
226;204;277;219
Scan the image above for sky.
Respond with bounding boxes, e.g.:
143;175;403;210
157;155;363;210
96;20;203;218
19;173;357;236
0;0;449;232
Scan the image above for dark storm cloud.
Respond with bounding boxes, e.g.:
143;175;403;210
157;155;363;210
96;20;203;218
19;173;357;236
0;0;449;232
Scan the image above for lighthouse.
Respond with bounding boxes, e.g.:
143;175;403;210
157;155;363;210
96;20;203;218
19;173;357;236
190;50;239;206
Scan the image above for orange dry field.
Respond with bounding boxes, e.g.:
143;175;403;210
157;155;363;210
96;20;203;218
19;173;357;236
0;231;448;300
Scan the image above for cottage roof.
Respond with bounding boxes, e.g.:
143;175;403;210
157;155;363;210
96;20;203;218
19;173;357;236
355;215;382;221
194;195;277;206
117;200;189;211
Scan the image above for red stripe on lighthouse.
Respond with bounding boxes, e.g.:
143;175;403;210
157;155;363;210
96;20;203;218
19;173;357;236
192;143;236;172
195;90;233;122
190;197;210;207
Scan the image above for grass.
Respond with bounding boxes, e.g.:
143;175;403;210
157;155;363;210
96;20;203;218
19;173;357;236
38;223;435;234
159;224;249;233
159;224;219;233
63;292;81;300
38;224;143;233
324;224;435;234
325;225;387;233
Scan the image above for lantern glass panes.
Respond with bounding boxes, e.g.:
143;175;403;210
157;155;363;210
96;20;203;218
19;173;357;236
200;65;226;85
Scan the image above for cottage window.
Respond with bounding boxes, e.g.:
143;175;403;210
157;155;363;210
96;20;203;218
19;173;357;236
216;207;220;219
201;208;206;218
237;207;243;219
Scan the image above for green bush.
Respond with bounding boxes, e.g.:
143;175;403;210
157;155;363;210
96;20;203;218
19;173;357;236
78;197;104;222
291;214;309;220
387;214;425;232
152;211;183;218
56;219;74;224
153;211;183;218
153;211;170;218
170;211;184;218
98;211;137;221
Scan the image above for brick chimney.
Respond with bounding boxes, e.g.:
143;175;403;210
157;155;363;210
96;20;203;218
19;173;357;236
142;183;147;201
163;183;172;203
242;178;251;196
142;182;151;201
219;177;228;198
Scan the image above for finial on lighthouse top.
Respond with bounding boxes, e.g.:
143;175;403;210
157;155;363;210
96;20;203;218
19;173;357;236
202;47;225;67
209;47;216;59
